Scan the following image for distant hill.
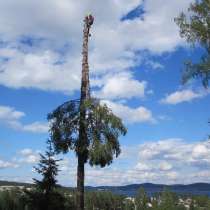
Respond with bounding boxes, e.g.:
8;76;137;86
86;183;210;197
0;180;33;188
0;180;209;197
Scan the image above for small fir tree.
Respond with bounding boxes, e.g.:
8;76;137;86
25;139;66;210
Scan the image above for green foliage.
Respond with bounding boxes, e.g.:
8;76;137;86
158;188;179;210
135;187;149;210
33;139;60;194
24;139;67;210
175;0;210;87
48;98;127;167
193;194;210;209
1;187;210;210
24;189;67;210
85;191;125;210
0;188;76;210
0;188;26;210
123;198;135;210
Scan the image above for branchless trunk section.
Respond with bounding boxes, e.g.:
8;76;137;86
77;15;94;210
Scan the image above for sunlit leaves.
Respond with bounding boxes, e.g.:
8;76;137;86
175;0;210;87
48;98;127;167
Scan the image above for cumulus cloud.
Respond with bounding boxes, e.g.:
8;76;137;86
0;48;81;93
0;159;19;169
138;139;210;171
0;105;48;133
160;89;208;105
83;139;210;185
22;122;49;133
18;148;40;164
145;60;164;70
0;105;25;121
69;139;208;186
93;72;147;100
3;138;210;186
102;100;155;124
0;0;193;94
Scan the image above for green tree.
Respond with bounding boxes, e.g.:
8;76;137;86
193;195;209;209
48;15;127;210
25;139;66;210
175;0;210;87
0;188;26;210
85;191;125;210
189;200;196;210
33;139;60;195
159;188;178;210
135;187;149;210
150;197;159;210
123;198;135;210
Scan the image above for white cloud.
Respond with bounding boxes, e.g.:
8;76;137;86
159;161;173;171
93;72;147;100
0;48;81;93
102;100;155;124
20;149;34;156
192;144;209;159
135;162;152;171
0;105;48;133
18;148;40;164
138;139;210;170
0;0;193;94
0;106;25;121
135;160;172;172
22;122;49;133
4;138;210;186
138;138;187;160
160;89;208;105
0;159;18;169
145;60;164;70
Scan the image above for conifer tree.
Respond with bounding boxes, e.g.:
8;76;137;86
48;15;127;210
26;139;65;210
33;139;60;195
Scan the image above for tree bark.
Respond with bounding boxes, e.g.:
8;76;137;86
77;154;85;210
76;15;94;210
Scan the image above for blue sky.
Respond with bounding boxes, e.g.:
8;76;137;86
0;0;210;186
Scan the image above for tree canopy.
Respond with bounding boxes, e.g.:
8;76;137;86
175;0;210;87
48;98;127;168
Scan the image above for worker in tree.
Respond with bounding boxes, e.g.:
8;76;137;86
85;14;94;37
88;14;94;26
85;14;94;27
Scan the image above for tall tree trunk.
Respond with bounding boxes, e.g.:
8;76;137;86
76;15;94;210
77;154;85;210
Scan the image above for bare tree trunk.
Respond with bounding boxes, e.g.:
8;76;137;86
76;15;94;210
77;154;85;210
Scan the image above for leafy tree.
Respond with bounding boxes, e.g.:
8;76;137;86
135;187;149;210
193;194;209;208
48;15;127;210
175;0;210;87
85;191;125;210
0;188;26;210
150;197;159;210
159;188;178;210
189;200;196;210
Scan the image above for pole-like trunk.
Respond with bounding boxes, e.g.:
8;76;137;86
76;15;94;210
77;154;85;210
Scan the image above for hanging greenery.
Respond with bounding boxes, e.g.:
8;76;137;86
48;98;127;167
